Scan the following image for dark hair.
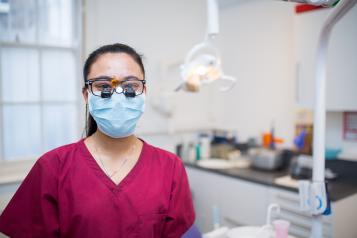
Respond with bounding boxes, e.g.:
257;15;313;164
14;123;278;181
83;43;145;137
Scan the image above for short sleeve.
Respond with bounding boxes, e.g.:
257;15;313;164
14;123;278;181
0;153;60;237
162;158;195;238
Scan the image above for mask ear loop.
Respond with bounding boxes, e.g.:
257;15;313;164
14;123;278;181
81;86;89;138
82;102;89;138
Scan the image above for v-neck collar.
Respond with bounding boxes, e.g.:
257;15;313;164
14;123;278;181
79;138;147;193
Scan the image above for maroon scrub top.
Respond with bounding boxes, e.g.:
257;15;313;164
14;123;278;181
0;139;195;238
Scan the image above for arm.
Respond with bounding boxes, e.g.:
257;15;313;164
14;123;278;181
0;153;60;237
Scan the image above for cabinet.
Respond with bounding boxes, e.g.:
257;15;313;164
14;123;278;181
186;167;357;238
293;6;357;110
268;187;332;238
186;167;269;232
268;187;357;238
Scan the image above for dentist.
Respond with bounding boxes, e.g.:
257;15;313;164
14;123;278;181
0;43;195;238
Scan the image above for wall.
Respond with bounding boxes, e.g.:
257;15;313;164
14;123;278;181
83;0;216;139
326;112;357;160
213;1;296;145
83;0;298;148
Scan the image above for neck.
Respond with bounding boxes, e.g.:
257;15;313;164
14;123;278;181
91;130;139;155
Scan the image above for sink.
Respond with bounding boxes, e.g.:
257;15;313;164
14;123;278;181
197;158;250;169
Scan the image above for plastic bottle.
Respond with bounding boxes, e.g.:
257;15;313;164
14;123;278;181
188;143;196;163
195;143;201;161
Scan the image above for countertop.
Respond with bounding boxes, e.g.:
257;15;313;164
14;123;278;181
184;159;357;202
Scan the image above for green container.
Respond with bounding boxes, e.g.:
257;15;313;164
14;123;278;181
195;143;201;161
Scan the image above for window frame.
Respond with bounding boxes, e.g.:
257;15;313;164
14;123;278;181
0;0;83;164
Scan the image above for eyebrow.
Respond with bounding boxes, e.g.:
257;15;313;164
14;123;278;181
89;75;143;81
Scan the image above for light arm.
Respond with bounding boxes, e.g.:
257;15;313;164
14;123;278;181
279;0;339;6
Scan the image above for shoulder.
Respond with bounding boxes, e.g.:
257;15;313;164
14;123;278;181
36;139;83;169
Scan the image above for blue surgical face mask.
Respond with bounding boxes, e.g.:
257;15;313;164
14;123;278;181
88;93;145;138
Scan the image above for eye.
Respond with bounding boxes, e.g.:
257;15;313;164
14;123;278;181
122;81;140;89
93;81;112;90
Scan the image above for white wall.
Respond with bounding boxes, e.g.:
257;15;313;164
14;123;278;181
84;0;217;137
213;1;296;145
84;0;298;147
326;112;357;160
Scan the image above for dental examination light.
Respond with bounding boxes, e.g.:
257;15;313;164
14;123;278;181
294;1;356;238
281;0;339;6
178;0;339;93
177;0;237;92
179;0;353;238
268;0;352;238
279;1;354;238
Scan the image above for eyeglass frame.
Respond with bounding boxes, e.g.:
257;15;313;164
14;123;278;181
85;76;146;98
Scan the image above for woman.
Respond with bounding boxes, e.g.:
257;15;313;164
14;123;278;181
0;43;195;237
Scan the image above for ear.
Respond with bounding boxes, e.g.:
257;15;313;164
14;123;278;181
82;87;89;104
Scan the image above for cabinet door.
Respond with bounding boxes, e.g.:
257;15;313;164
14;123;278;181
186;167;269;233
268;187;332;238
293;6;357;110
331;193;357;238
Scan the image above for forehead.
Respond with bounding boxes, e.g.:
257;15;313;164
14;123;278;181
88;53;143;79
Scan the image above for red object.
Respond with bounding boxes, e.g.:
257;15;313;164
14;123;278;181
295;4;324;14
0;139;195;237
343;112;357;141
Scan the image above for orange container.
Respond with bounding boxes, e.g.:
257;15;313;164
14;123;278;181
262;133;284;148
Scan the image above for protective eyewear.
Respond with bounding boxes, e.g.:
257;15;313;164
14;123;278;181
85;76;146;98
